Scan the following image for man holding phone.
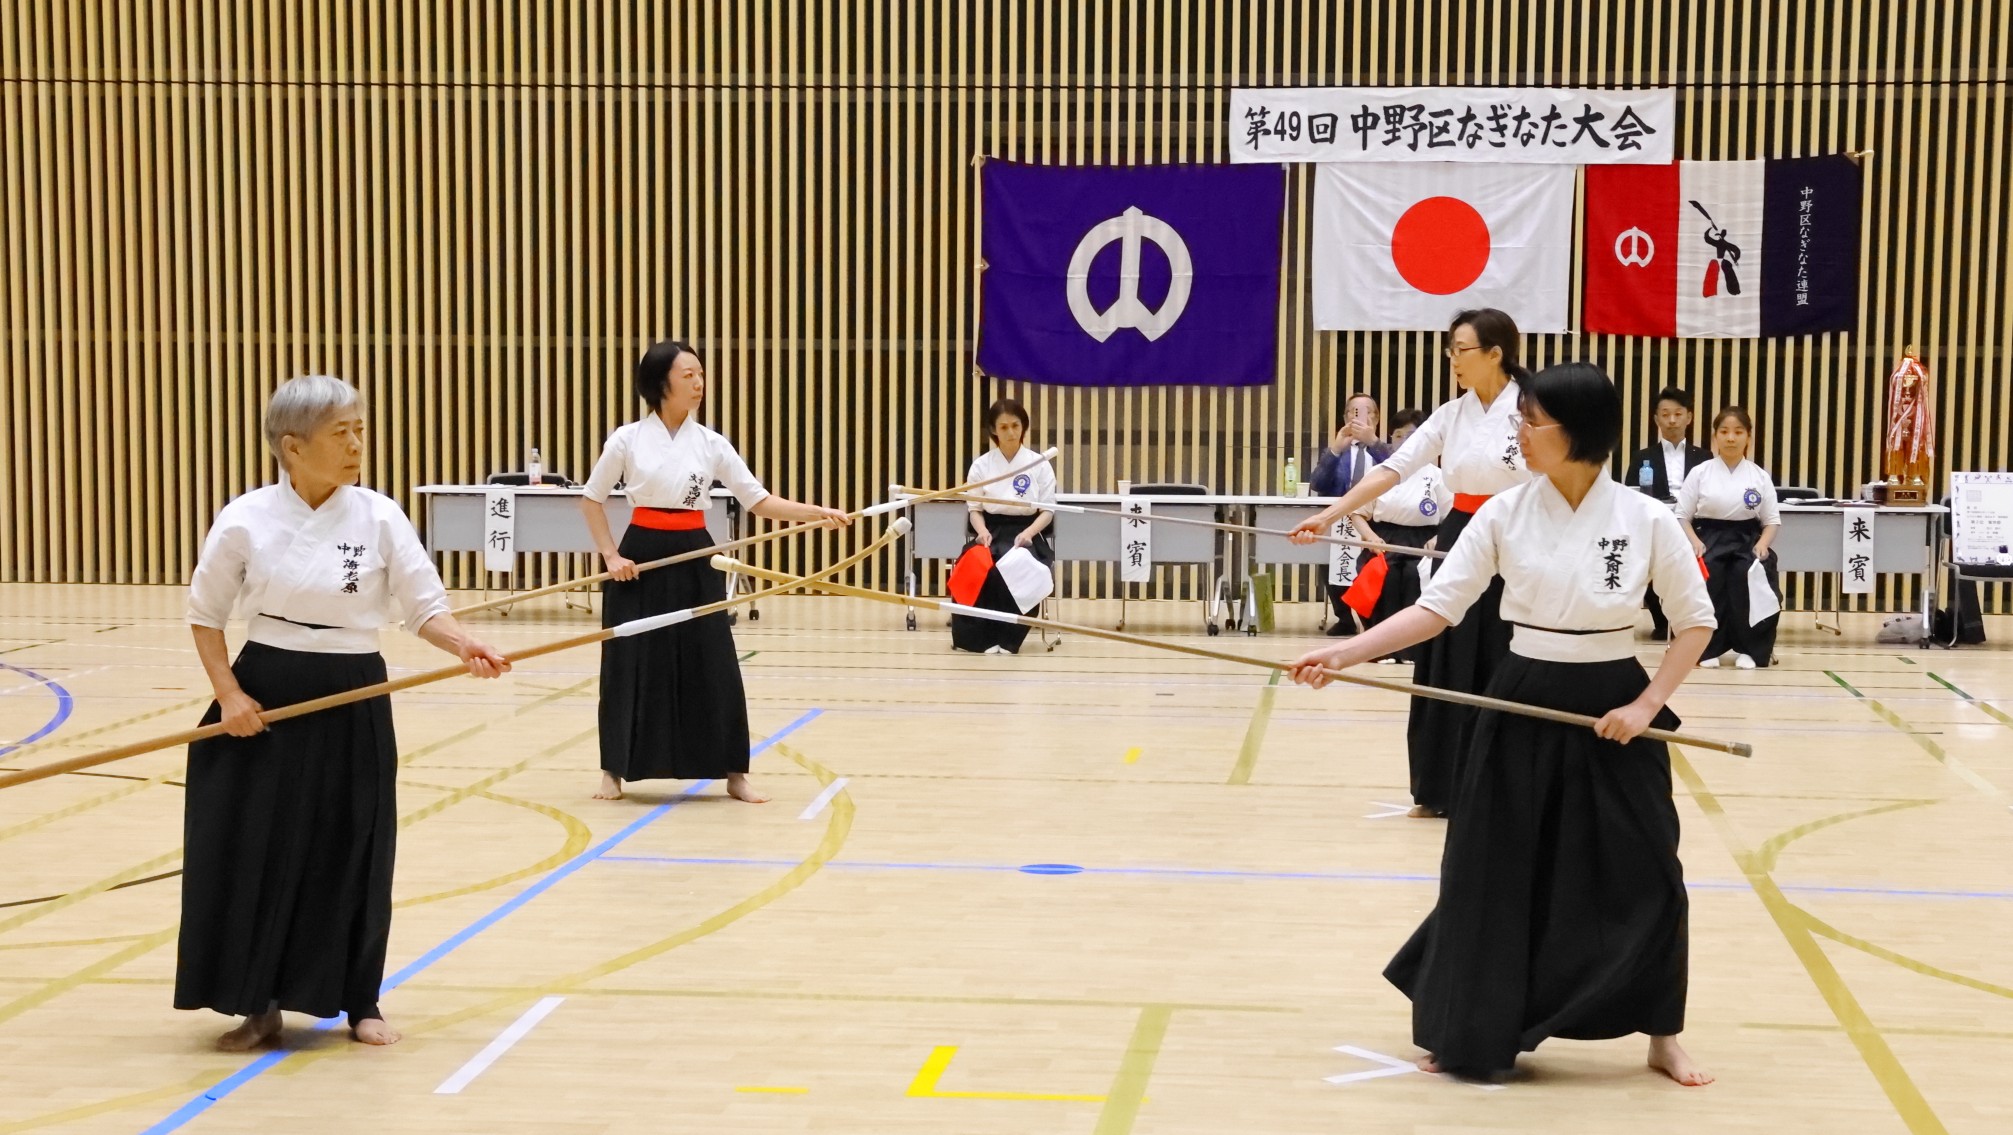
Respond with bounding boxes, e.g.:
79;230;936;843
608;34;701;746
1310;392;1391;498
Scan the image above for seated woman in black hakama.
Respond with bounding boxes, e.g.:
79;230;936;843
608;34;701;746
950;398;1057;655
179;375;511;1051
1677;406;1783;670
1291;363;1718;1087
580;341;851;803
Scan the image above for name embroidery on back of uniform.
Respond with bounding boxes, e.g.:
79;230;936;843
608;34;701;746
1742;487;1762;509
1596;536;1629;590
1012;473;1032;497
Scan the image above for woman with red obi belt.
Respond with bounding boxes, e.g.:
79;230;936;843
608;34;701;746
580;341;850;804
1292;309;1533;818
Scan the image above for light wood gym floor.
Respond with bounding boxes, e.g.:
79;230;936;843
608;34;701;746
1;583;2009;1134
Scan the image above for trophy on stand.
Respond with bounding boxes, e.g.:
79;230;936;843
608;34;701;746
1881;347;1934;507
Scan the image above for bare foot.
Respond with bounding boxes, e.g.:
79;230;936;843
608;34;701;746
1417;1054;1442;1073
725;773;769;803
351;1017;402;1046
216;1009;282;1052
1648;1034;1712;1086
1407;805;1444;819
593;772;624;800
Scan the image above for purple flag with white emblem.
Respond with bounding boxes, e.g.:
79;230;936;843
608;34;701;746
976;161;1287;387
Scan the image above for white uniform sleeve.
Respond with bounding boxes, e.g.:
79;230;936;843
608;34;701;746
1373;401;1451;483
966;455;988;511
185;514;246;629
1416;500;1503;626
1647;508;1716;635
1674;463;1705;521
1755;471;1781;527
581;426;631;503
1031;457;1057;508
382;506;452;634
710;436;770;510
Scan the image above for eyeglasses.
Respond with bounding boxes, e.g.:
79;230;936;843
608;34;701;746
1444;344;1486;360
1507;412;1561;432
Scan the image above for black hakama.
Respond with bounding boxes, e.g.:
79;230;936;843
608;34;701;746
950;514;1054;655
598;524;752;780
1406;506;1513;815
1385;654;1689;1077
1355;522;1439;663
176;642;397;1026
1694;517;1780;664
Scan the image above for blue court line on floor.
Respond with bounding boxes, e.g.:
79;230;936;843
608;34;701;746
137;708;824;1135
598;854;2013;902
0;662;75;759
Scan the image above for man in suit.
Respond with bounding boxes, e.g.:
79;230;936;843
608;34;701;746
1310;391;1391;498
1626;386;1711;640
1310;392;1391;634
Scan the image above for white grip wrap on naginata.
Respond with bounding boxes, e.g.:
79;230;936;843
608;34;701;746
860;498;908;517
613;608;697;636
942;602;1020;625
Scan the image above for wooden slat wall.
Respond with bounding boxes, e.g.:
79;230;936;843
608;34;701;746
3;1;2008;612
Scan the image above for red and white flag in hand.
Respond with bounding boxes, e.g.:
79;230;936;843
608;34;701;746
1312;162;1574;332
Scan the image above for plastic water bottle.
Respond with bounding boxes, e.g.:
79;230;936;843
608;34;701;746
1282;456;1300;498
527;446;543;486
1637;457;1655;493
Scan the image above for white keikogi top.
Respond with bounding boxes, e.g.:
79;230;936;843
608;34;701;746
187;474;451;654
1375;381;1531;498
1419;471;1715;663
582;415;770;511
964;448;1057;516
1361;464;1452;527
1676;458;1782;525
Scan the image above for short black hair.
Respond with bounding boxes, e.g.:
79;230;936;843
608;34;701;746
635;340;698;409
1449;308;1526;378
1655;386;1694;411
1713;405;1754;432
1344;390;1378;410
1521;362;1621;465
984;397;1031;441
1389;408;1427;432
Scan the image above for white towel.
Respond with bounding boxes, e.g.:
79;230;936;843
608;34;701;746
996;546;1054;612
1747;557;1780;626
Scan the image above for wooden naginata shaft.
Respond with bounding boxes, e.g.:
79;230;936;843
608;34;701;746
450;448;1063;617
0;521;911;792
712;557;1753;759
894;488;1448;560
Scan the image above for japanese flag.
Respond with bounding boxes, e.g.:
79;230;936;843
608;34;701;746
1312;162;1574;332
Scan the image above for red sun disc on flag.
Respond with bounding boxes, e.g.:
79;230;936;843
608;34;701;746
1391;196;1492;295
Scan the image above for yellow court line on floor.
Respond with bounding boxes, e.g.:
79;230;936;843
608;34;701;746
1123;746;1142;764
1824;671;2003;802
1924;671;2013;729
0;1069;239;1135
0;932;153;953
905;1045;1106;1102
391;782;596;909
1747;1021;2013;1042
1092;1003;1173;1135
1797;909;2013;1001
1227;671;1280;785
1672;752;1948;1135
1753;799;1943;873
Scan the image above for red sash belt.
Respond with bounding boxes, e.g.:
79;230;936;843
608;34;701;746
1451;493;1493;514
629;506;708;531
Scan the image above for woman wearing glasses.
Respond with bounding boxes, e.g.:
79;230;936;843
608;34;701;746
1291;309;1531;818
1289;364;1715;1088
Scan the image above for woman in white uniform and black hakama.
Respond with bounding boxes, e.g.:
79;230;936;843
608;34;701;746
179;376;511;1050
951;398;1057;655
1677;406;1782;670
1292;363;1716;1087
581;341;850;803
1293;310;1532;817
1342;409;1447;664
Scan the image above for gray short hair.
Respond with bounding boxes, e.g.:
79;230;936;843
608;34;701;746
264;375;362;463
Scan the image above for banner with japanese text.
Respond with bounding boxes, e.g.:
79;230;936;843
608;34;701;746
1228;87;1674;164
